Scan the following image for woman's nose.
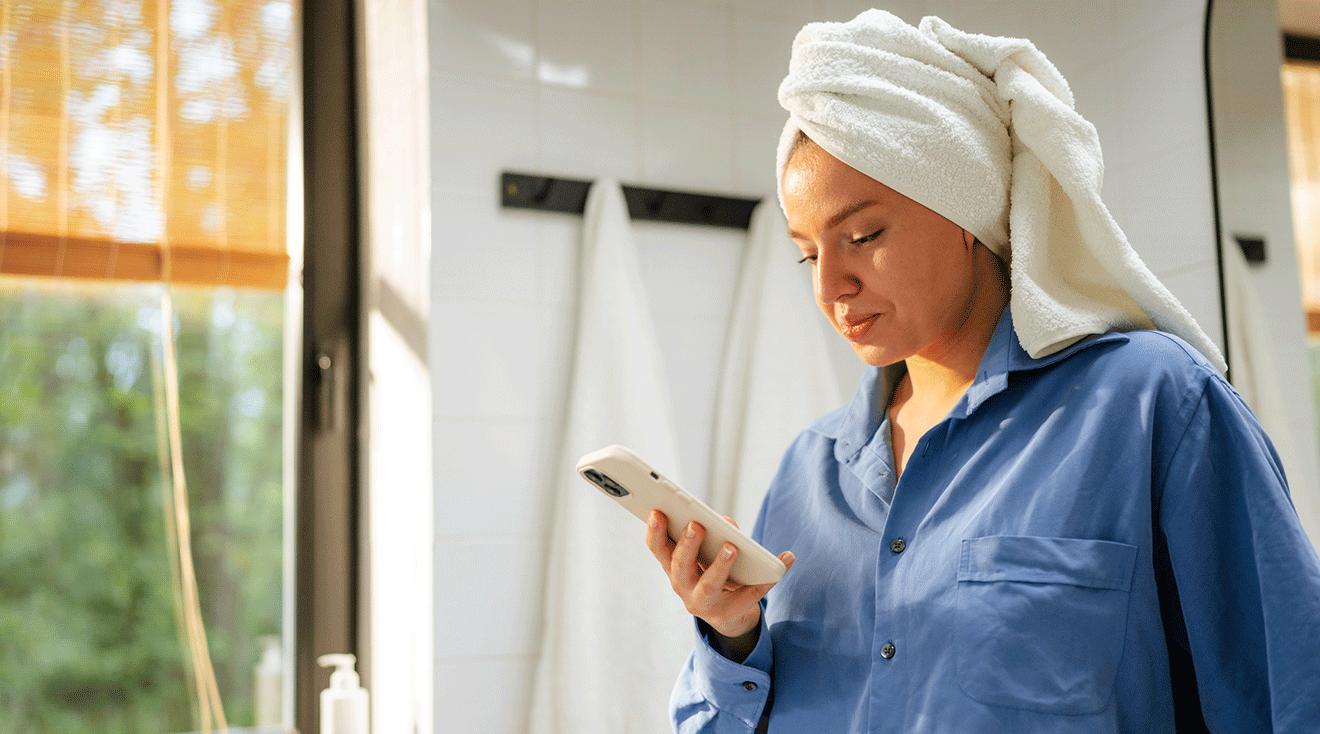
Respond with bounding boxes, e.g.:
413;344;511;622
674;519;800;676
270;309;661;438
814;249;860;304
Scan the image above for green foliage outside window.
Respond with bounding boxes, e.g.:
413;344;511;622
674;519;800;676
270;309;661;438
0;278;285;734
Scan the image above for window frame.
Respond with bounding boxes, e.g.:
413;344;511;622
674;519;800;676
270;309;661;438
295;1;362;733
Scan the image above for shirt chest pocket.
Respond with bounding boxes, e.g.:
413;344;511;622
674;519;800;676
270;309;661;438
955;535;1138;715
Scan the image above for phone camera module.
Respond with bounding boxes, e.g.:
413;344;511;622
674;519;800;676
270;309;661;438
583;468;629;498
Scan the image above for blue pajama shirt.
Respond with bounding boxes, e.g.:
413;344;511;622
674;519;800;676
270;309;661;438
671;310;1320;733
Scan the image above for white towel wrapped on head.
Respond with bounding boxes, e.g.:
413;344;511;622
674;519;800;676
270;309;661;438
776;9;1226;372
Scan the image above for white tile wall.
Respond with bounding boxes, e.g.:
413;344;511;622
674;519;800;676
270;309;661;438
1122;137;1219;277
429;0;536;81
732;13;803;120
1155;261;1225;353
924;0;998;28
1018;1;1120;68
1068;57;1126;173
639;102;738;190
432;300;542;419
535;0;636;94
428;1;1222;731
538;87;640;181
636;3;734;111
733;114;787;194
432;190;540;304
1116;0;1197;47
1116;16;1209;165
430;73;539;187
433;418;542;537
732;0;822;22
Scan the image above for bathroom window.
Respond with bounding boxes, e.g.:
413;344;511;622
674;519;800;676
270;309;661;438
0;0;298;732
1283;56;1320;432
1282;59;1320;332
0;279;288;733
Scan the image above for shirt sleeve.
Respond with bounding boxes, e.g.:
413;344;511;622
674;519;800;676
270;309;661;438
670;607;774;734
1159;372;1320;732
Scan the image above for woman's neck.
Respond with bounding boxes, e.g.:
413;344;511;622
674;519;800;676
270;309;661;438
887;247;1008;478
903;244;1009;407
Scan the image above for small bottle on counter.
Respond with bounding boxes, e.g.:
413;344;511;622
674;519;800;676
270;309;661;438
254;635;283;730
318;653;369;734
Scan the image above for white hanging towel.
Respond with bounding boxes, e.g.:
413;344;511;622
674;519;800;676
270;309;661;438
708;201;844;529
529;180;690;734
1223;243;1320;544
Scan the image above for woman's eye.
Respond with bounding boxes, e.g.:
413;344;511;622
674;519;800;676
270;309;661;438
797;254;817;265
849;229;883;245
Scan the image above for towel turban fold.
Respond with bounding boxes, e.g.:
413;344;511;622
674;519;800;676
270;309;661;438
776;9;1226;372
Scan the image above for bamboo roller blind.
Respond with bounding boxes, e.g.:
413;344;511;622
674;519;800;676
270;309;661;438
1283;62;1320;331
0;0;292;289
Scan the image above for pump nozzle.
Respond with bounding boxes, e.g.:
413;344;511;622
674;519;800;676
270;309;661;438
317;653;360;690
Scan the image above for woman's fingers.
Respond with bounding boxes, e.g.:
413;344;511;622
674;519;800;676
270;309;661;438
697;548;798;626
693;541;737;598
691;543;777;639
671;520;705;590
645;511;705;593
779;550;796;570
643;512;793;640
645;510;675;567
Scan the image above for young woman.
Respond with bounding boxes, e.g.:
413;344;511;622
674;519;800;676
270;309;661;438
645;10;1320;733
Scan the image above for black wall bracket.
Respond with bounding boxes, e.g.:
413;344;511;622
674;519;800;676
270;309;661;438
500;171;762;230
1234;234;1267;264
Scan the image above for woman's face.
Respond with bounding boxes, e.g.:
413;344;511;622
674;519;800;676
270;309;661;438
782;140;983;368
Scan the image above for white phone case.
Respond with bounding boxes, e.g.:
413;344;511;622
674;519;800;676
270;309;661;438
576;444;787;586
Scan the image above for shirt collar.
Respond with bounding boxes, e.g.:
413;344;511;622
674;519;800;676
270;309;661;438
833;308;1129;462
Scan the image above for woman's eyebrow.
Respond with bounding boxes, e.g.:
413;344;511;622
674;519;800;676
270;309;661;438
786;198;884;241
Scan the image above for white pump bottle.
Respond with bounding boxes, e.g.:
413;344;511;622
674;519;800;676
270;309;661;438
318;653;369;734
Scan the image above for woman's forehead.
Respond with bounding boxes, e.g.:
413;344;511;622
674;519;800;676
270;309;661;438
782;146;909;223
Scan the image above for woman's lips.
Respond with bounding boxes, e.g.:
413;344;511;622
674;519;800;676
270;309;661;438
836;312;879;342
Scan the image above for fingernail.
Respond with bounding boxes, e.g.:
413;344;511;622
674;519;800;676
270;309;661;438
647;513;658;528
721;544;734;559
685;524;696;539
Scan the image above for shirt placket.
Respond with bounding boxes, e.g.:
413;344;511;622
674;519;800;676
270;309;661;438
865;418;953;732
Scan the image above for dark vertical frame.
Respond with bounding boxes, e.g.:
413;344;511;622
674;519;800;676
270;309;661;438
297;0;361;732
1204;0;1233;379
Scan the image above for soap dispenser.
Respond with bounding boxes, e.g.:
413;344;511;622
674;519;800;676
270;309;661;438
318;653;369;734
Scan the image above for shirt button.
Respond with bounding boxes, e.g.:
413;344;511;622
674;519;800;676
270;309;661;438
742;681;758;691
890;538;906;554
881;642;896;659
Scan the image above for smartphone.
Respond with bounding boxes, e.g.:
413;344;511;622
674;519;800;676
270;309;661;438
576;444;787;586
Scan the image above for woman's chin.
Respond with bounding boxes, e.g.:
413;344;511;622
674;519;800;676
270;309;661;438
849;342;905;368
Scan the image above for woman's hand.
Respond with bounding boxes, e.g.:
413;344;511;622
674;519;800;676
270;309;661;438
644;509;795;644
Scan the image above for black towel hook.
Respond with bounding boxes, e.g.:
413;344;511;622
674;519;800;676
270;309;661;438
500;171;761;230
